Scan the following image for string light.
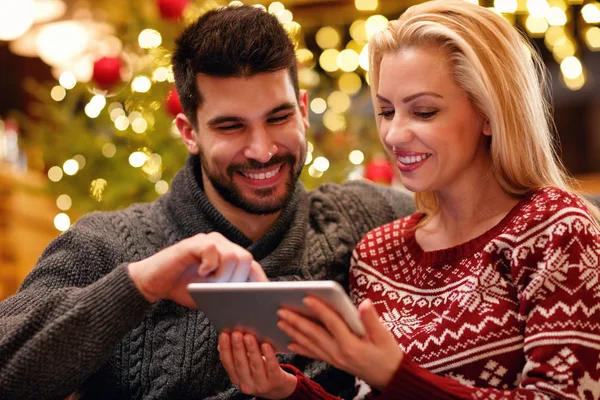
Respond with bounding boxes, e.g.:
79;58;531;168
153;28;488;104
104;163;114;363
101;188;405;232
102;143;117;158
155;180;169;194
316;26;340;50
59;71;76;89
63;159;79;176
349;150;365;165
47;166;63;182
138;29;162;49
56;194;72;211
54;213;71;232
50;85;66;101
310;98;327;114
355;0;378;11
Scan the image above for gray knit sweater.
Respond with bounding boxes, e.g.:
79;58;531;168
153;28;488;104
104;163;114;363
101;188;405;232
0;155;415;400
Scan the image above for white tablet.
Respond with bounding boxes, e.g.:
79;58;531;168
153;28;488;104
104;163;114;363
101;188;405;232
187;280;366;353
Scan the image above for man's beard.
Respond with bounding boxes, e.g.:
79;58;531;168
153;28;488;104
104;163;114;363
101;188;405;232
199;151;304;215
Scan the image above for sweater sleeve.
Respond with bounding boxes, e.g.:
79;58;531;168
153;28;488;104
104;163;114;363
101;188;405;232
0;215;152;400
280;364;345;400
375;197;600;400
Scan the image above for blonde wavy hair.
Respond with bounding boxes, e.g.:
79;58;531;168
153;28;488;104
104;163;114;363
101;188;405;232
368;0;600;222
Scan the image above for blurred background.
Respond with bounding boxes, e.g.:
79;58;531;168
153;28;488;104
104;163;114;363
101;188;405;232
1;0;599;300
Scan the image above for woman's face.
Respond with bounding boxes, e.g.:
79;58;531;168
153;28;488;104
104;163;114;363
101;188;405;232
376;47;492;195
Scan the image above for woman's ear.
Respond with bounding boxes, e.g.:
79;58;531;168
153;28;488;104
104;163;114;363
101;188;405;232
483;120;492;136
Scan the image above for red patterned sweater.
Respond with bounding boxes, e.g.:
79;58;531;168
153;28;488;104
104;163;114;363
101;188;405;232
287;187;600;399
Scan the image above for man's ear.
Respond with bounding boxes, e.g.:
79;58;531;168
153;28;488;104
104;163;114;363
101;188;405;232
176;113;199;154
299;89;310;130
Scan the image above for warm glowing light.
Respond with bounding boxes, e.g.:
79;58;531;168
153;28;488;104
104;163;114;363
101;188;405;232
48;166;63;182
115;115;130;131
153;67;169;82
338;72;362;95
155;180;169;194
138;29;162;49
131;118;148;134
63;159;79;176
525;16;549;37
585;27;600;50
365;15;388;40
359;44;370;71
327;91;351;113
0;0;34;41
307;141;314;153
544;26;565;49
349;150;365;165
563;73;585;90
322;110;347;132
355;0;378;11
582;3;600;23
310;98;327;114
268;2;285;15
51;85;66;101
494;0;518;13
36;21;89;68
316;26;340;50
59;71;77;89
110;107;126;121
304;152;313;165
56;194;72;211
308;164;324;178
278;9;293;24
131;76;152;93
319;49;340;72
129;151;149;168
73;154;86;169
552;36;576;61
90;178;107;201
102;143;117;158
527;0;550;17
337;49;360;72
313;156;330;172
560;56;583;79
85;103;101;119
546;6;567;25
54;213;71;232
350;20;367;41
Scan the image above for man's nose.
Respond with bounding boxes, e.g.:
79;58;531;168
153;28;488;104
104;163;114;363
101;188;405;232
243;126;278;164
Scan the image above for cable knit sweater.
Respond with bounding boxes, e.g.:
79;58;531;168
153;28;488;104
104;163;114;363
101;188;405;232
0;155;415;400
289;187;600;399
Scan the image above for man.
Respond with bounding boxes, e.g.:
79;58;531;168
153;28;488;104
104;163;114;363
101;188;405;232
0;5;414;399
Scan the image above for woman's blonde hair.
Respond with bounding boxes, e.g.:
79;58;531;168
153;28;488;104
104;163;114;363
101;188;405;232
368;0;600;221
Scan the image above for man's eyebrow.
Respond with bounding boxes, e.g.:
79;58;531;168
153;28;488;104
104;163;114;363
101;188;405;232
206;103;297;126
376;92;443;104
267;103;297;115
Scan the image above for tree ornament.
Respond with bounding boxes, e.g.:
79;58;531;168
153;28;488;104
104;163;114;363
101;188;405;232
364;156;394;185
165;87;183;117
92;56;122;90
157;0;189;20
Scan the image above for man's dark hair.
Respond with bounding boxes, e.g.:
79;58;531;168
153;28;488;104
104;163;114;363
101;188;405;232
172;5;299;127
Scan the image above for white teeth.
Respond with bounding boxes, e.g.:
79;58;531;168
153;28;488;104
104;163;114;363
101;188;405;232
399;154;430;165
243;166;281;180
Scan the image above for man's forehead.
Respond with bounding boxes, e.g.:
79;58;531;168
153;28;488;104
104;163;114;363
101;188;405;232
195;71;297;119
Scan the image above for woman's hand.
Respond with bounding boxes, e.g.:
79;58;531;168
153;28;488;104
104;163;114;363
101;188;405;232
277;297;403;390
218;332;298;399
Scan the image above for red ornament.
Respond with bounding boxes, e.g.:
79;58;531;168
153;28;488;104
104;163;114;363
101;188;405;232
92;56;122;90
364;157;395;185
165;87;183;117
157;0;189;20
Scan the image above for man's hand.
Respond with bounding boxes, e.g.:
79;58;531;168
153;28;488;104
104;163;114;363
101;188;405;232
128;232;268;307
219;332;298;399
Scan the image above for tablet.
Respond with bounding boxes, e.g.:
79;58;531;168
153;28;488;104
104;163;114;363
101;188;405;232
187;280;365;353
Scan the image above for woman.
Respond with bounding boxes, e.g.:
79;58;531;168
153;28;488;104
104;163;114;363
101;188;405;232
218;1;600;398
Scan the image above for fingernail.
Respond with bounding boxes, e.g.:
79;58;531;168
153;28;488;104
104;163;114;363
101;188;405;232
303;297;315;307
277;309;287;318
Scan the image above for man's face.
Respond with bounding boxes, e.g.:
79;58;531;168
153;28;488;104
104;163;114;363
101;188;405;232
187;70;309;215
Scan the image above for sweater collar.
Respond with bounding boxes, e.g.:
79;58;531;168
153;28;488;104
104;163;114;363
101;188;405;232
163;154;308;277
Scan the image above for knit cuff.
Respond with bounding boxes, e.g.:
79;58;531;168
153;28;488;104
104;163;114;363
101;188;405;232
376;355;472;400
280;364;341;400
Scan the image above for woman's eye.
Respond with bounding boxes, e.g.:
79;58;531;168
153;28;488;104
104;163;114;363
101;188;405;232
377;110;394;119
415;111;437;119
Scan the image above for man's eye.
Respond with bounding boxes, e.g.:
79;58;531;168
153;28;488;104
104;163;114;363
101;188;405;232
268;113;292;124
217;124;242;131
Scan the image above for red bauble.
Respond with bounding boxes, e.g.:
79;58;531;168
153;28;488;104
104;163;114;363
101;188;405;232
92;56;122;90
165;87;183;117
157;0;189;20
364;157;395;185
